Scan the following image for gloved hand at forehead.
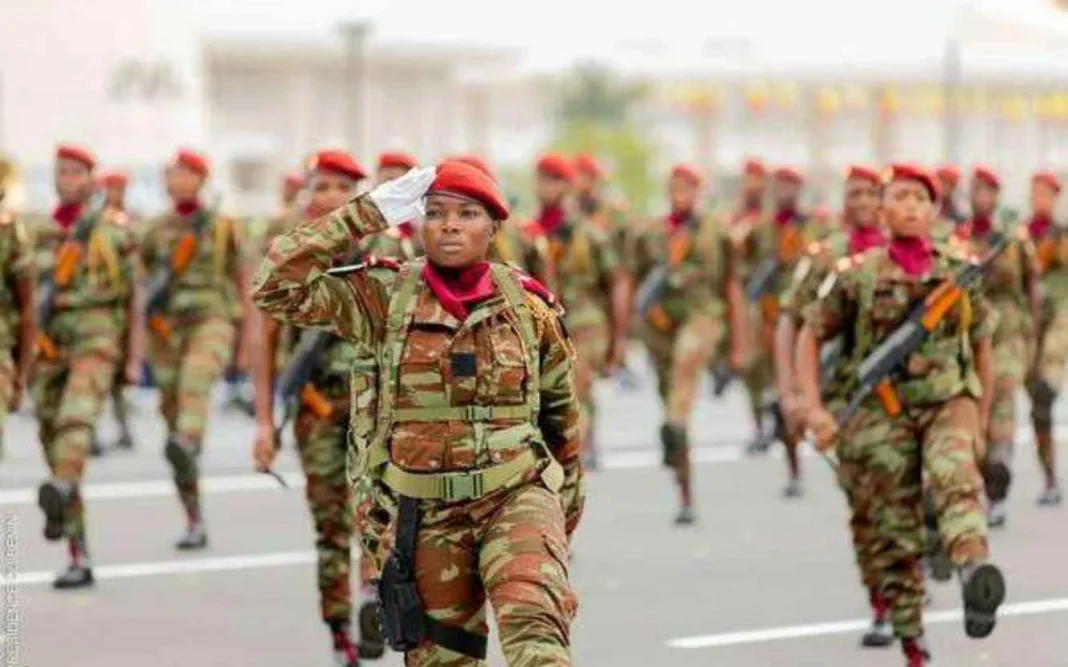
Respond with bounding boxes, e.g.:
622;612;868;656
368;166;436;226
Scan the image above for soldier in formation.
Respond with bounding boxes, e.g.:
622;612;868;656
0;158;34;461
253;161;584;665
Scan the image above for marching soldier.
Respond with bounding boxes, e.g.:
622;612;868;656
573;153;628;255
776;165;893;647
936;164;966;227
1025;171;1066;506
0;158;34;460
141;149;248;550
962;166;1039;528
800;163;1005;667
34;144;140;588
91;170;137;454
253;161;585;665
754;166;829;496
520;153;629;469
252;150;377;666
628;164;747;523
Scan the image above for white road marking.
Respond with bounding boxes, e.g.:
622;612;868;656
4;550;315;586
0;472;307;506
667;597;1068;649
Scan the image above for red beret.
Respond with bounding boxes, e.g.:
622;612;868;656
845;165;880;185
283;171;305;189
536;153;575;182
935;164;960;186
99;171;129;188
378;151;419;171
447;154;496;182
884;163;941;202
670;164;703;187
743;158;767;177
56;144;96;170
170;149;210;177
313;150;366;181
773;166;805;185
431;160;510;221
972;165;1000;190
1033;171;1062;194
573;154;604;180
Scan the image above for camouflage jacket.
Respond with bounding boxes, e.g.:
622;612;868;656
358;225;421;263
710;203;766;285
141;208;243;320
520;215;619;331
0;211;34;349
805;244;995;407
965;223;1036;341
752;209;837;298
627;211;734;323
488;218;528;270
252;196;583;526
1024;220;1068;308
779;230;851;328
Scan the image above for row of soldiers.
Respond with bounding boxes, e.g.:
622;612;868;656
1;141;1064;665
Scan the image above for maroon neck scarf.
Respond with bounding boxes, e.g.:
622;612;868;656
970;214;993;238
774;207;798;228
537;204;566;236
175;200;201;217
888;236;933;277
848;225;887;255
1030;214;1054;240
421;261;495;321
53;202;83;231
398;221;416;240
667;208;694;231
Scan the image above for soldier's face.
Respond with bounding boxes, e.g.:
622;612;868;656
535;173;569;205
970;182;998;217
773;180;801;208
104;186;125;208
844;178;879;227
310;172;356;212
668;176;698;212
1031;182;1058;217
883;180;934;238
54;159;93;204
376;166;409;186
166;165;205;203
422;194;495;268
741;172;765;205
575;171;597;195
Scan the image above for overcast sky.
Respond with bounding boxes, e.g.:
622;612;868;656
188;0;1063;69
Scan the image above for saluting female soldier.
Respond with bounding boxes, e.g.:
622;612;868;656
799;164;1006;667
253;161;584;666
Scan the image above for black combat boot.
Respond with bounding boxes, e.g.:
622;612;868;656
37;479;70;541
54;538;94;590
960;562;1006;639
860;592;894;648
357;600;385;659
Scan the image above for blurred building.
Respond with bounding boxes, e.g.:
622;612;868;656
4;0;1068;213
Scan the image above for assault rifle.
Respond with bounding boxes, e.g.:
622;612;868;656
36;205;103;360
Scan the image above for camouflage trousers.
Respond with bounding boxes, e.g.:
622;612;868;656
32;309;126;542
1027;299;1068;475
295;392;354;624
148;315;235;521
835;441;880;595
842;396;989;638
569;320;609;455
403;480;577;666
984;312;1028;499
0;350;13;456
644;313;722;490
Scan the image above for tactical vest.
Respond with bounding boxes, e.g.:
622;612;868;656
347;260;564;502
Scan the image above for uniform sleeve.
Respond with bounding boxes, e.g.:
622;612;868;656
140;219;160;273
594;228;620;278
783;252;829;326
967;281;996;342
250;195;390;343
803;270;850;342
532;296;584;534
9;218;35;282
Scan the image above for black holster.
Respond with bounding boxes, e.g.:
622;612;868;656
377;496;488;659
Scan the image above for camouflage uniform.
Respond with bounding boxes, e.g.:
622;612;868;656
141;207;243;533
33;207;136;561
805;246;994;640
1027;220;1068;496
0;212;33;454
966;223;1036;509
521;214;619;461
627;210;735;516
252;196;584;666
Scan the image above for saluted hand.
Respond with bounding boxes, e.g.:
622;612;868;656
368;165;436;226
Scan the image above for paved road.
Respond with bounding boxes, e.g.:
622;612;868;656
3;360;1067;666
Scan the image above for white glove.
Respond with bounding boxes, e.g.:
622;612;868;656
367;166;436;226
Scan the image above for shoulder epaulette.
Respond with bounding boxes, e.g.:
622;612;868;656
326;255;401;276
513;269;558;308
